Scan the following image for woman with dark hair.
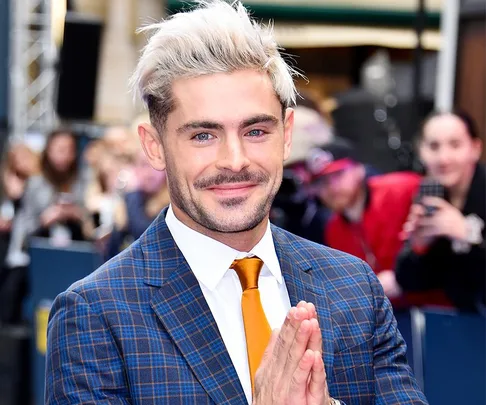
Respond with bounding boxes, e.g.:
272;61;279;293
1;129;92;324
396;110;486;312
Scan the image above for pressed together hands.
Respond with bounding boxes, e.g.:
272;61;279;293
253;301;331;405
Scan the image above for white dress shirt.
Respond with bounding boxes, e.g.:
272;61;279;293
165;205;291;404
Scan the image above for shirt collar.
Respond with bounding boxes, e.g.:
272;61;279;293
165;205;282;291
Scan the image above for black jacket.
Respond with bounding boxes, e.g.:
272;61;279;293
395;163;486;312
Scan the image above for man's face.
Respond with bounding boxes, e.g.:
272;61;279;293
315;164;364;212
140;70;293;234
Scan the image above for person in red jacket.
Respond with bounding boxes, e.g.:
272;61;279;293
307;140;429;308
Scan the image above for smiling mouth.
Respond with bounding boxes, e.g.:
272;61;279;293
437;168;455;175
207;183;258;197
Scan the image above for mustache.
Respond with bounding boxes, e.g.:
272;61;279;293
194;170;269;189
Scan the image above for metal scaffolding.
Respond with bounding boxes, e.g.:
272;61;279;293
8;0;58;141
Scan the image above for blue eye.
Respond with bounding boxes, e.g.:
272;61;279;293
247;129;264;137
193;133;214;142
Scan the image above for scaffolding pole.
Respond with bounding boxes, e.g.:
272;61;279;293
8;0;58;142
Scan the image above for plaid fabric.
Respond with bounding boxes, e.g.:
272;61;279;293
45;210;428;404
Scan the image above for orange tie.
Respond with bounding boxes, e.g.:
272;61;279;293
231;257;272;391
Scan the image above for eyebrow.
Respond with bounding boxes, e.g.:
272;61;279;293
175;114;280;135
176;121;224;134
239;114;279;130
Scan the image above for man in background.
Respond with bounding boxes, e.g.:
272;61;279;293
308;140;419;307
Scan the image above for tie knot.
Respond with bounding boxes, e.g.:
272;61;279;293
231;257;264;291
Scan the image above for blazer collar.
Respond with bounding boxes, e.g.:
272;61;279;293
140;211;335;399
140;209;247;404
271;225;335;374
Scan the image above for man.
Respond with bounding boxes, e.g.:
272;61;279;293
45;2;427;404
270;104;333;241
307;140;423;307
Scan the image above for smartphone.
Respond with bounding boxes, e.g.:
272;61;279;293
416;178;445;216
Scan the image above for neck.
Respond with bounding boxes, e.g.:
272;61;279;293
344;185;366;222
171;204;268;252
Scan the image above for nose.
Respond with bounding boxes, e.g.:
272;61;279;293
436;147;454;166
216;135;251;173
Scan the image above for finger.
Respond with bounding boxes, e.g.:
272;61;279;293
418;227;438;239
280;319;313;383
260;328;279;368
288;349;314;402
297;301;317;320
254;328;280;390
307;318;322;353
417;217;437;229
273;307;309;371
307;302;317;320
422;196;447;208
401;221;415;240
414;220;438;238
410;204;426;217
308;351;328;404
403;221;415;233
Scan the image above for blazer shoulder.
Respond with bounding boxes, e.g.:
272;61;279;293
67;239;145;301
273;225;371;276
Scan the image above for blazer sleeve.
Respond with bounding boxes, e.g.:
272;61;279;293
45;290;132;405
365;263;429;405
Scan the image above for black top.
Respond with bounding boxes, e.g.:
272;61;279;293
395;163;486;312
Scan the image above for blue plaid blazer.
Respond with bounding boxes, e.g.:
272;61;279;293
45;211;428;404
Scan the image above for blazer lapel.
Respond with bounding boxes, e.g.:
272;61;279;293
141;211;247;405
272;226;335;374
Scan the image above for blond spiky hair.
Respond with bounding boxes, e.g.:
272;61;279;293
130;0;298;131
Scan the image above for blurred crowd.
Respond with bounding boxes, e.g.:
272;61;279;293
0;96;484;325
0;114;170;323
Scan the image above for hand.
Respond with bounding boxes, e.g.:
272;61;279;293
401;204;432;248
253;302;330;405
0;218;12;233
377;270;402;299
4;172;25;200
417;197;467;241
60;203;83;221
40;205;64;227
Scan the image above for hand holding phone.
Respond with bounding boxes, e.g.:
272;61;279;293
416;178;445;216
401;178;445;245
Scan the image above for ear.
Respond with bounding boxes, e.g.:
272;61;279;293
417;138;427;163
472;138;483;161
356;163;366;180
283;108;294;162
138;123;166;171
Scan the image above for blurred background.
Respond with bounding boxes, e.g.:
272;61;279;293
0;1;485;404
